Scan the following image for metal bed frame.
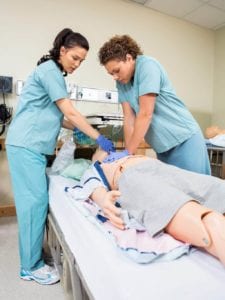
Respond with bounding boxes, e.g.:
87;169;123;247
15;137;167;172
207;145;225;179
46;209;94;300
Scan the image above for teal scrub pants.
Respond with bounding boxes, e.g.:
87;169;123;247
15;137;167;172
157;131;211;175
6;145;48;271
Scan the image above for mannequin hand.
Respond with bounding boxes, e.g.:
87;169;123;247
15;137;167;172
99;190;124;230
96;134;115;153
103;149;130;163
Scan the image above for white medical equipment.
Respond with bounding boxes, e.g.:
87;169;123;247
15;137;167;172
67;84;118;104
87;113;123;144
85;113;123;141
76;87;118;104
86;113;123;126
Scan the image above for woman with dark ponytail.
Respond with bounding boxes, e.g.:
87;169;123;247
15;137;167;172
5;28;115;285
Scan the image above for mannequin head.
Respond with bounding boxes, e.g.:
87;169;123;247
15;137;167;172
205;126;225;138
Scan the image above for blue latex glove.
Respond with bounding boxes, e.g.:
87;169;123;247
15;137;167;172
103;149;130;163
96;134;115;153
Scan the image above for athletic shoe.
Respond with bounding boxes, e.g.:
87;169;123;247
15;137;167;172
20;264;60;285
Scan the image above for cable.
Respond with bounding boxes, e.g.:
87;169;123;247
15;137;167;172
0;124;5;136
0;92;13;136
0;103;12;124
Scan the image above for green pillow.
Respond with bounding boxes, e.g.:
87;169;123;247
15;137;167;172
60;158;92;181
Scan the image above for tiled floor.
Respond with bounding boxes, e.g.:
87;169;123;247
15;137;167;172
0;216;65;299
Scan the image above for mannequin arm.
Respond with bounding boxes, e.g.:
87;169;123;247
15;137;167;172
90;187;124;229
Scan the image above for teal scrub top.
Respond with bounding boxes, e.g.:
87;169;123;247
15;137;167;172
6;60;68;155
116;55;199;153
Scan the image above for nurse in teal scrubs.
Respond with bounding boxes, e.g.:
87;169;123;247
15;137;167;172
98;35;210;175
6;28;114;285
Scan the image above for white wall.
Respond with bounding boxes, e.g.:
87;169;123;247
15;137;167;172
0;0;215;122
213;26;225;127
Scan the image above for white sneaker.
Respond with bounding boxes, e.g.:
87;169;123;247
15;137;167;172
20;264;60;285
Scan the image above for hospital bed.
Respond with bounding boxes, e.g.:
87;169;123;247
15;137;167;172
47;174;225;300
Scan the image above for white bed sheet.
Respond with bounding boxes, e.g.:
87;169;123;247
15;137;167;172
49;175;225;300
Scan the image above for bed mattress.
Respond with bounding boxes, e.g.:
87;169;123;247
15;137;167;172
49;174;225;300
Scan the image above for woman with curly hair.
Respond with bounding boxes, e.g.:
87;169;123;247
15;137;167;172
98;35;210;175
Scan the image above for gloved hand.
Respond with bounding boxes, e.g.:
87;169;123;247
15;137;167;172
103;149;130;163
96;134;115;153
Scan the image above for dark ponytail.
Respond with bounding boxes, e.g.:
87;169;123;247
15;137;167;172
37;28;89;75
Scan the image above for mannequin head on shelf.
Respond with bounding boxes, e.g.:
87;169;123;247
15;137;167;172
205;126;225;139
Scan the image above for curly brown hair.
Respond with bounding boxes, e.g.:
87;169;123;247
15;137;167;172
98;35;143;65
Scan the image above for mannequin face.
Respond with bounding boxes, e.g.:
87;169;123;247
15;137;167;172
104;54;135;84
59;46;87;74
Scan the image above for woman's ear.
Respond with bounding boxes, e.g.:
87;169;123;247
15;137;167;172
126;53;133;61
59;46;66;56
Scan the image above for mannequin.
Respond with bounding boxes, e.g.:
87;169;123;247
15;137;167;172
86;149;225;266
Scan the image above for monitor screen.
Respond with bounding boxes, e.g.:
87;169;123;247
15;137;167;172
0;76;13;94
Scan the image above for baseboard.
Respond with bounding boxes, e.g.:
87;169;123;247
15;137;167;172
0;205;16;217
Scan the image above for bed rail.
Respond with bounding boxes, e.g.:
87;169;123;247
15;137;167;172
207;146;225;179
46;210;93;300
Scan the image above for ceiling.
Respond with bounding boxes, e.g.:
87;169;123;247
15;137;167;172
128;0;225;30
